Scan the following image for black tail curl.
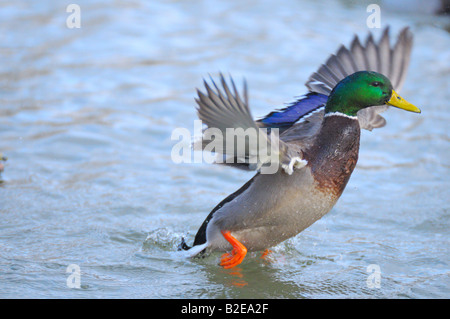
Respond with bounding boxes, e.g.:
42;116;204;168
177;237;191;251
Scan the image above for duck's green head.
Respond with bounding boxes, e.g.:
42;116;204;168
325;71;421;116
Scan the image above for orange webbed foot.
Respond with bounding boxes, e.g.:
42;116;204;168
219;231;247;269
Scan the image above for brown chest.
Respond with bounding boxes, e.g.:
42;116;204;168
304;115;361;197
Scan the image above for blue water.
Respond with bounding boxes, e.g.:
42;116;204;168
0;0;449;298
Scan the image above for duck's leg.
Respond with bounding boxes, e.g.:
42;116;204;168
220;231;247;269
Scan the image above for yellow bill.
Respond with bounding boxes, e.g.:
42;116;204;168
386;90;421;113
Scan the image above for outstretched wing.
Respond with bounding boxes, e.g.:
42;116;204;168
306;26;413;130
307;27;412;95
194;74;306;174
258;27;413;132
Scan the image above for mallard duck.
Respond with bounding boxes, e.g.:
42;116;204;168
179;27;421;269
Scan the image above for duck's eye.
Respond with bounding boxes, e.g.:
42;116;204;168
371;81;381;87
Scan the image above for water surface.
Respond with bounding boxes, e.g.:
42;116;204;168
0;0;449;298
